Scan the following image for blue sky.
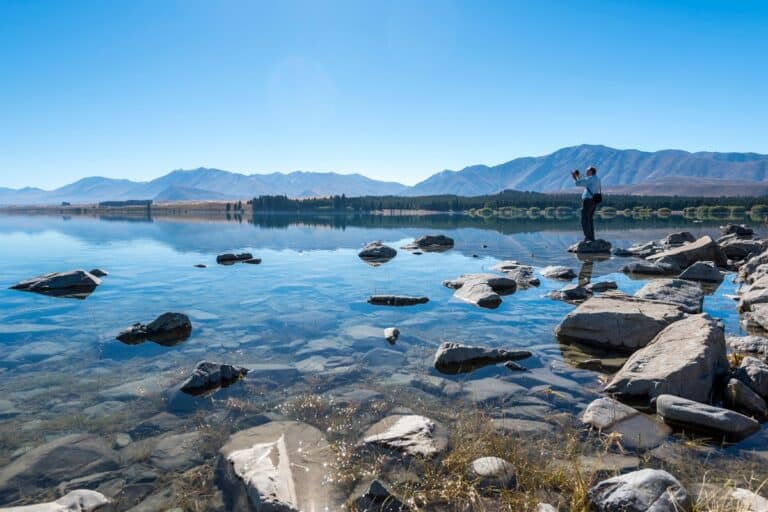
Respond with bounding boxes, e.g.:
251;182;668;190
1;0;766;189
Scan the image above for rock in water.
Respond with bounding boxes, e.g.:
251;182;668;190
678;261;724;283
634;278;704;314
117;312;192;346
88;268;108;277
722;223;754;237
216;252;254;264
548;284;590;302
555;293;685;351
724;378;768;420
655;394;759;440
409;234;454;251
352;480;410;512
433;341;532;374
720;238;766;260
384;327;400;344
358;241;397;263
0;490;111;512
243;258;262;264
453;279;501;308
10;269;102;299
660;231;696;248
180;361;249;396
567;239;612;254
216;420;343;512
647;235;728;272
361;414;448;457
367;295;429;306
490;261;541;288
604;315;727;406
587;468;690;512
541;266;576;280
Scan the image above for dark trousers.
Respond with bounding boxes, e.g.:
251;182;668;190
581;198;597;241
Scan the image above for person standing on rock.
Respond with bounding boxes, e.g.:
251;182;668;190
571;166;602;242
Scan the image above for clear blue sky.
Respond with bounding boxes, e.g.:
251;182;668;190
1;0;766;189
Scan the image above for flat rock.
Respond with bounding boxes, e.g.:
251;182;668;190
647;235;728;272
361;414;448;457
586;281;618;292
541;266;576;280
351;480;410;512
116;312;192;346
587;468;690;512
216;420;343;511
180;361;249;396
469;456;515;488
724;378;768;420
568;239;612;254
0;489;111;511
736;356;768;398
9;270;102;299
741;249;768;281
358;241;397;263
678;261;724;283
491;261;541;288
433;341;532;374
367;295;429;306
555;293;685;352
622;261;671;275
634;278;704;314
582;397;638;430
656;394;759;440
604;315;727;405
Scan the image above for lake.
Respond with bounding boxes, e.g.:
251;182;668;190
0;213;766;510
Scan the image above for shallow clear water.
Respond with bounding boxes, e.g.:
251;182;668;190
0;213;761;508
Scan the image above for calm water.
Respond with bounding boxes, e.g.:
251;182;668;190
0;213;761;508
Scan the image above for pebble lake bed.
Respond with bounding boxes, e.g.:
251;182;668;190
1;213;768;511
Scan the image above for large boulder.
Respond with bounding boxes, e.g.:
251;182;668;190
216;420;343;511
735;356;768;399
604;315;727;406
433;341;531;374
405;234;454;252
360;414;448;457
358;241;397;263
568;239;612;254
555;293;686;352
180;361;249;396
720;238;767;260
0;490;111;512
0;434;119;502
9;270;102;299
634;279;704;314
587;468;690;512
655;394;759;440
647;235;728;272
116;312;192;346
678;261;724;283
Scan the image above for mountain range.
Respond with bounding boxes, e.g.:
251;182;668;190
2;145;768;205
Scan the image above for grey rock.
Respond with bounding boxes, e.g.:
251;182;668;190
367;295;429;306
678;261;724;283
88;268;108;277
582;397;638;430
442;273;517;293
549;284;589;302
721;238;767;260
216;252;253;264
586;281;618;292
358;241;397;262
727;335;768;357
410;234;454;251
647;235;728;272
504;360;528;371
555;293;685;351
604;314;727;405
469;456;515;488
622;261;671;275
723;223;754;237
0;489;111;511
180;361;249;396
433;341;532;374
740;249;768;281
736;356;768;398
729;488;768;512
217;420;344;512
194;263;207;268
587;468;690;512
660;231;695;248
634;278;704;314
535;504;558;512
384;327;400;344
724;378;767;420
581;397;671;450
10;269;102;298
568;239;612;254
625;241;663;258
352;480;410;512
116;312;192;345
613;247;635;257
541;266;576;280
361;414;448;457
656;394;759;440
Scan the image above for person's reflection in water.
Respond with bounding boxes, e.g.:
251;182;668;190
578;259;594;288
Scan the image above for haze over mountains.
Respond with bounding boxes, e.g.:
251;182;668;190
3;145;768;205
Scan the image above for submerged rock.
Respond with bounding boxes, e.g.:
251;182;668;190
180;361;249;396
568;239;612;254
384;327;400;344
351;480;410;512
541;266;576;280
647;235;728;272
634;278;704;314
116;312;192;346
367;295;429;306
0;489;111;512
604;315;727;406
242;257;262;264
10;269;102;299
678;261;724;283
361;414;448;457
433;341;532;374
587;468;690;512
358;241;397;263
656;394;759;440
216;420;343;512
555;293;685;352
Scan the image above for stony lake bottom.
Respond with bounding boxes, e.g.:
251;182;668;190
1;213;767;511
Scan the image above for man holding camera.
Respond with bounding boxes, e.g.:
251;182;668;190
571;166;602;242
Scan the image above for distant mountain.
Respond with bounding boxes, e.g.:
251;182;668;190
605;177;768;197
406;145;768;196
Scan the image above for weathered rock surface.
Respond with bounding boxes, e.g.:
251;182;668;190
724;378;768;420
351;480;410;512
216;420;343;512
587;468;690;512
180;361;249;396
490;261;541;287
361;414;448;457
541;266;576;280
624;241;663;258
404;234;454;252
656;394;759;440
358;241;397;262
604;315;727;405
634;278;704;314
116;312;192;345
678;261;724;283
660;231;696;248
469;456;516;488
433;342;532;374
741;249;768;281
384;327;400;344
568;239;612;254
727;335;768;356
367;295;429;306
720;238;766;260
0;489;111;512
555;293;686;351
216;252;253;264
736;356;768;398
443;273;516;308
622;261;670;275
10;270;102;298
0;434;119;502
647;235;728;272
